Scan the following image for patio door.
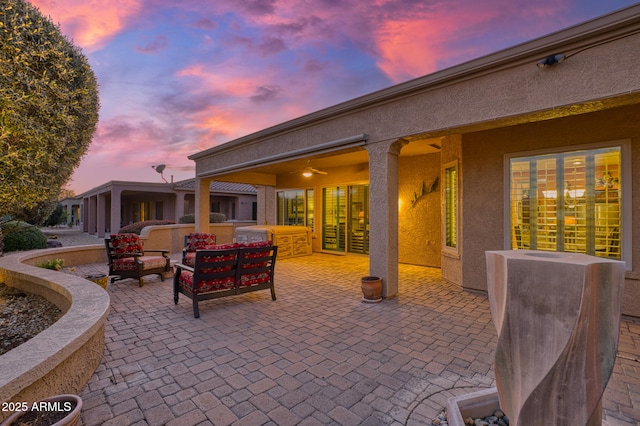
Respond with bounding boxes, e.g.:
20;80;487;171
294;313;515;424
348;184;369;254
322;185;369;254
322;187;346;252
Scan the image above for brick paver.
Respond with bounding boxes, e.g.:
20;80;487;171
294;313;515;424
72;253;640;425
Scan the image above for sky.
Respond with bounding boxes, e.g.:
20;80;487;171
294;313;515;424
26;0;640;194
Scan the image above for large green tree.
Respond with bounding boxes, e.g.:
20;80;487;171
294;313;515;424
0;0;99;218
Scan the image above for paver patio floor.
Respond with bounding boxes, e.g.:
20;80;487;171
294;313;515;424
74;253;640;425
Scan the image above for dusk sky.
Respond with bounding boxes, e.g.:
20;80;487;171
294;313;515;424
27;0;639;194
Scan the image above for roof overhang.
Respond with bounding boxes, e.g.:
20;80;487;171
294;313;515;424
195;134;368;180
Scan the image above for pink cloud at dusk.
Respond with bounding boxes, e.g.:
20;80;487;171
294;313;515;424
24;0;639;193
32;0;143;52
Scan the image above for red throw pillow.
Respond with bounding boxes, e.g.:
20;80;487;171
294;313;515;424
186;233;216;252
110;233;143;254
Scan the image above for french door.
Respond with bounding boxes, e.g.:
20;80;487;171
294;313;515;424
322;185;369;254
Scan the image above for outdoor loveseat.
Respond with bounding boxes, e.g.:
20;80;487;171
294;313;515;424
173;242;278;318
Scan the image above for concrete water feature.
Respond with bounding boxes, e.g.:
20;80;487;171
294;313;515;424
451;250;625;426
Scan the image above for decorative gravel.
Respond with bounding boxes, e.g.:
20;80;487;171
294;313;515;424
433;409;510;425
0;283;63;356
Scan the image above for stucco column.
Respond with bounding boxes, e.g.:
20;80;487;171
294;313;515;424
97;192;107;238
195;177;210;232
82;198;89;232
88;196;98;235
175;192;186;221
256;185;276;225
110;188;121;236
366;139;407;297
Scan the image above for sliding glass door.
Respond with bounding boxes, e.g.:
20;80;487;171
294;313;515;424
322;184;369;254
322;187;346;252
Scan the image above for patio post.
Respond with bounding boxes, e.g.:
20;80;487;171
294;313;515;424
110;187;121;236
195;177;210;232
365;138;407;297
174;192;186;221
256;185;276;225
96;193;106;237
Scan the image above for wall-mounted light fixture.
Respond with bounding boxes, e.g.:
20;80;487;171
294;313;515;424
536;54;566;68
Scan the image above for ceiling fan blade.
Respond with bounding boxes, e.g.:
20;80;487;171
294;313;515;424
313;169;328;175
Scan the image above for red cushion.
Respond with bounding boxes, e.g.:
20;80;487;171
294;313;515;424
198;253;236;274
139;256;167;270
179;270;235;293
238;242;273;287
184;252;196;267
239;271;271;287
213;243;239;250
240;242;273;269
112;257;137;271
239;240;272;249
185;233;216;252
112;255;166;271
110;234;143;254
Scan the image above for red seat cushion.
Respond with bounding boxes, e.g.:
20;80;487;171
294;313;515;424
239;271;271;287
112;257;137;271
139;256;168;270
179;270;235;293
112;256;166;271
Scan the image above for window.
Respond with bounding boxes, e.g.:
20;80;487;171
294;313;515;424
444;162;458;250
276;189;314;228
509;145;624;260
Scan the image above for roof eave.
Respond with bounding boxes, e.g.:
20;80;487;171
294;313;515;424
189;4;640;161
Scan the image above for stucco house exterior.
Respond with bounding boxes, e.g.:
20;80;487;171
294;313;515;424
80;179;257;237
59;196;83;227
188;6;640;316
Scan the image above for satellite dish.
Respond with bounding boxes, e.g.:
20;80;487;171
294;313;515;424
152;164;168;183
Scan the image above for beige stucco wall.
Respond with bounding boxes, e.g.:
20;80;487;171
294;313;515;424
398;153;442;267
140;222;254;253
440;135;463;285
460;104;640;316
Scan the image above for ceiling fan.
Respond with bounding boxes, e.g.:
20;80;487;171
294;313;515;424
291;160;328;177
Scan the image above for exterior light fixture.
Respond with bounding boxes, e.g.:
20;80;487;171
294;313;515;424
536;54;566;68
302;168;313;177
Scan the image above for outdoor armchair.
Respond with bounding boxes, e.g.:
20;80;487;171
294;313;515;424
105;233;170;287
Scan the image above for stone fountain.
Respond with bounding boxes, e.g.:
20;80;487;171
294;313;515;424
447;250;625;426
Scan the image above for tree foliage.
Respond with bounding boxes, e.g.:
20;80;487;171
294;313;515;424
0;0;100;217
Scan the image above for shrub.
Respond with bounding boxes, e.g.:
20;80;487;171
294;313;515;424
37;258;65;270
43;203;67;227
0;0;99;217
0;220;47;252
117;220;175;235
178;213;226;224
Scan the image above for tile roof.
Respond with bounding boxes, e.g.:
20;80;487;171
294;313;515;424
173;178;256;194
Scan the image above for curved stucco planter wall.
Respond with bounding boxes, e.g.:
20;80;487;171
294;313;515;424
0;245;110;420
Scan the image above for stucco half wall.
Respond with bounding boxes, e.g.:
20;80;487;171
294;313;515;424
0;246;110;419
